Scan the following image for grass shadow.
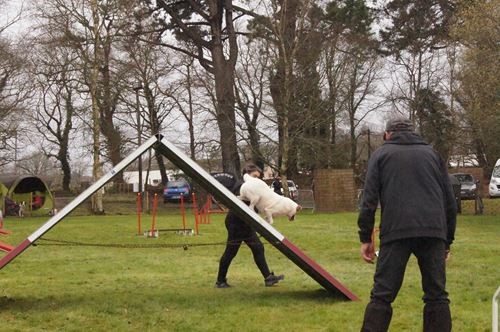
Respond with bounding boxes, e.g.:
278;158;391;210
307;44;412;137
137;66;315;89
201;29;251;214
258;288;352;303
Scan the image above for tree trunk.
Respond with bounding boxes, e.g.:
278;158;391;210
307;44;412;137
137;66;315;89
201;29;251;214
270;0;299;186
186;63;196;160
60;84;74;192
100;41;124;183
210;1;240;175
58;148;71;192
90;0;104;214
143;83;168;184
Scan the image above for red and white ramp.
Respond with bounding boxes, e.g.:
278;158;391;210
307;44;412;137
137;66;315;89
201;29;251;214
0;135;358;301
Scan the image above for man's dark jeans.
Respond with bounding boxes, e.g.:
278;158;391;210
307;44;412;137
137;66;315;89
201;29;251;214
361;237;451;332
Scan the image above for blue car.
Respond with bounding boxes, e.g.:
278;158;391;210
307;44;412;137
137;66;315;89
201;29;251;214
163;179;191;202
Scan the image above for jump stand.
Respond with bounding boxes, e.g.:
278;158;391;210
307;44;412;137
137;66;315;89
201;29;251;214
144;229;159;238
137;193;142;235
0;211;14;252
192;193;223;235
137;192;194;237
144;193;159;238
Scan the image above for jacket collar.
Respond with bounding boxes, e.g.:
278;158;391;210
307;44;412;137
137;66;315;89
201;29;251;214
384;131;428;145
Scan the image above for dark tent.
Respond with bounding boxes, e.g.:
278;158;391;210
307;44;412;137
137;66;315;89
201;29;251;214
0;174;55;216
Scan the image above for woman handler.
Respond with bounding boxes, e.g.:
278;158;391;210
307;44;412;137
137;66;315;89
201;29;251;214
215;164;284;288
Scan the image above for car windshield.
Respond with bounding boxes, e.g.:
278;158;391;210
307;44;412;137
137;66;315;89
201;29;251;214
454;174;473;183
493;166;500;177
167;180;187;188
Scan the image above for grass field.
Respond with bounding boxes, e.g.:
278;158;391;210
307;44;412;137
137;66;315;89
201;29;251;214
0;209;498;331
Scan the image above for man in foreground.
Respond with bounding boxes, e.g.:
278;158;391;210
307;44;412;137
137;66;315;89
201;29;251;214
358;118;457;331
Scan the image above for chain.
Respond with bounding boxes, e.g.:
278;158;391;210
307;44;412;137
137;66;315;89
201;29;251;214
36;237;270;250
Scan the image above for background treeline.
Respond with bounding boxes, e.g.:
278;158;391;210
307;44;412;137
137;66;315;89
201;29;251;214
0;0;498;211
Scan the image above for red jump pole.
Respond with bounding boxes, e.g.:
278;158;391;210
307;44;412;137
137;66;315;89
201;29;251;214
0;211;11;234
137;192;142;235
151;193;158;236
206;195;211;224
0;242;14;252
207;195;212;224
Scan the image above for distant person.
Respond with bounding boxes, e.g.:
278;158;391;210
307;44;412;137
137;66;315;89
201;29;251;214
5;197;20;216
215;164;284;288
357;118;457;331
272;177;282;195
32;194;43;210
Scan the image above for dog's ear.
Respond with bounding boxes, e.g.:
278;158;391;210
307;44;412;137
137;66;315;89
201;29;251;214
296;205;302;212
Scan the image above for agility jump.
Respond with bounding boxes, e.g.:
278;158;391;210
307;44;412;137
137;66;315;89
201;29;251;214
0;134;358;301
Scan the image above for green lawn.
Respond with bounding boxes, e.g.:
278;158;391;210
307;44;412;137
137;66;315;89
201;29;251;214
0;210;498;331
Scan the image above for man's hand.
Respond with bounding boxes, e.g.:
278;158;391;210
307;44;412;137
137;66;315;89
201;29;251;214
361;242;375;263
445;249;451;261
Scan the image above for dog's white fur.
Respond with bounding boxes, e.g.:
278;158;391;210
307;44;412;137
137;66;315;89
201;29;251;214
239;174;301;224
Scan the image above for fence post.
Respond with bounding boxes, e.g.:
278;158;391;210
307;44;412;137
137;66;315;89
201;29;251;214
151;193;158;236
180;194;186;231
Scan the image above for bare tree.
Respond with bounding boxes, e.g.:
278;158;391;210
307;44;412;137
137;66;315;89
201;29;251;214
453;0;500;175
0;3;30;169
0;39;26;167
29;43;79;192
120;29;177;184
33;0;140;212
320;41;350;168
342;48;384;171
234;40;273;168
151;0;242;176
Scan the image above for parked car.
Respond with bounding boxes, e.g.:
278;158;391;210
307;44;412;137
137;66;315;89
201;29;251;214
163;179;191;202
489;159;500;198
450;173;479;200
270;180;299;201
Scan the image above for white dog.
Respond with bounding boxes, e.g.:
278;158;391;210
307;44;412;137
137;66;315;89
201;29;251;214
239;174;302;224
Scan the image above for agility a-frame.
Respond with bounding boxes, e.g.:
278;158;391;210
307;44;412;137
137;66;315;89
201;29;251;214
0;135;358;301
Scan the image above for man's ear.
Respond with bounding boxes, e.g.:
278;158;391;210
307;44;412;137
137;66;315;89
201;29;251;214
383;131;391;141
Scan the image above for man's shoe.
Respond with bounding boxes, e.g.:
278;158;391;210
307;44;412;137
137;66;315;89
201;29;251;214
265;272;284;287
215;280;231;288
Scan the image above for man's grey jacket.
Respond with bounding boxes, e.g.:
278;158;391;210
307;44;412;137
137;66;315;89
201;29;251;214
358;131;457;248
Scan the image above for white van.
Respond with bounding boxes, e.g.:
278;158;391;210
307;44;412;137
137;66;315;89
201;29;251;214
489;159;500;198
